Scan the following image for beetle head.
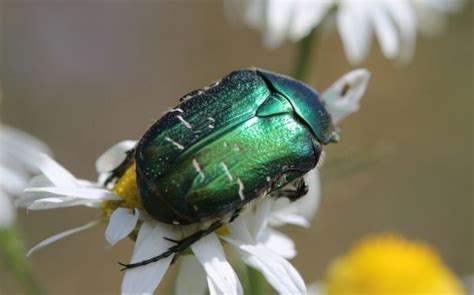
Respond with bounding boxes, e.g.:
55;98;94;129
256;69;338;145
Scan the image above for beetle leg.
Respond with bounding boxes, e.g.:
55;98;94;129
104;148;135;187
162;236;180;244
271;177;308;202
229;208;242;222
168;208;240;265
294;178;309;200
118;220;224;271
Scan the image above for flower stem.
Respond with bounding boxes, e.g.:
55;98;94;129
292;28;319;82
0;227;43;295
247;266;265;295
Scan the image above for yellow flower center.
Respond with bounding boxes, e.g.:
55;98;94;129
216;225;231;236
325;234;465;295
101;163;143;220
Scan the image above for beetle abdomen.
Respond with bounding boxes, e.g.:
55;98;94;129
138;113;318;224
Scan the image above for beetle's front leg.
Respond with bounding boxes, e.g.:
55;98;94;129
229;208;242;222
104;148;135;187
272;178;309;202
118;220;224;271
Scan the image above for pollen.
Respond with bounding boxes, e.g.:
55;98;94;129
324;234;465;295
216;225;231;236
101;163;143;220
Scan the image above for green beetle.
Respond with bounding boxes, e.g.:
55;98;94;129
113;69;339;270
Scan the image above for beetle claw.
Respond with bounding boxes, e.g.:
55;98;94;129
118;261;129;272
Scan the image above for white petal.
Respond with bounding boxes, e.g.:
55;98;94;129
0;164;28;196
0;125;50;172
175;256;207;295
191;233;243;295
230;241;306;295
105;208;139;246
27;196;77;209
298;168;321;221
34;153;78;188
288;0;332;42
225;219;306;294
122;222;178;295
0;190;15;228
385;0;417;63
0;125;50;154
242;0;266;29
246;197;272;240
370;4;400;59
269;168;321;228
415;5;449;36
424;0;465;12
226;214;253;243
207;276;222;295
25;187;120;201
322;69;370;124
264;0;295;47
95;140;137;174
15;175;54;207
307;282;324;295
27;221;98;256
337;3;373;64
25;175;53;188
260;228;296;259
24;191;116;210
269;210;310;228
462;274;474;294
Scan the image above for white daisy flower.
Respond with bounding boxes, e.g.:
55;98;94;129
0;125;51;228
19;143;244;294
20;145;305;294
225;0;465;64
19;69;370;294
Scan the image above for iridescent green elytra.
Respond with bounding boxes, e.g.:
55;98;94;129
135;69;339;225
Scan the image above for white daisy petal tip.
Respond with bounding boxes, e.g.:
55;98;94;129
322;68;371;124
175;256;208;295
225;0;462;64
224;237;307;295
105;207;140;246
23;186;120;210
95;140;137;174
34;153;78;188
307;282;324;295
224;219;306;294
261;229;297;259
121;222;178;294
191;233;243;295
26;197;69;210
26;221;98;257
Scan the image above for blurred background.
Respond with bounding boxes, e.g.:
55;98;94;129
1;1;472;294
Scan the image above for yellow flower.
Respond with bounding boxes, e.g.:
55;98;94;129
101;163;143;220
325;234;465;295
